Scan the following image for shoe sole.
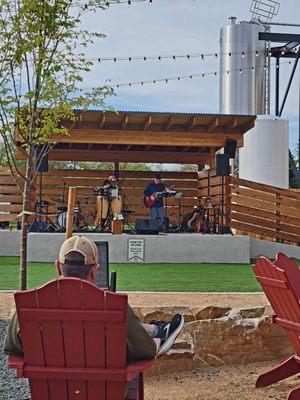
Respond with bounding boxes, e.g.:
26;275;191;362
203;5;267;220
157;317;185;356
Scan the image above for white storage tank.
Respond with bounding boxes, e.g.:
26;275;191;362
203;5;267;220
239;116;289;189
220;17;266;115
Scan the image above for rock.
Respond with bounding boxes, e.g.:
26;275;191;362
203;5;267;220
234;307;265;319
137;306;196;323
185;312;291;366
146;349;195;376
193;306;231;320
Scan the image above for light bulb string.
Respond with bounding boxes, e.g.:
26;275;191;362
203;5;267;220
76;60;292;90
80;49;269;63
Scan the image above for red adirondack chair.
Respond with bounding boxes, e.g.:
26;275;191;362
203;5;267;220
7;278;155;400
252;253;300;400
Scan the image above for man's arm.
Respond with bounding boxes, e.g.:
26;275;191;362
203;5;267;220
143;183;153;196
4;311;23;356
126;305;157;364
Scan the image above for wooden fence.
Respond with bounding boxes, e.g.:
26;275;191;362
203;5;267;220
229;177;300;245
197;171;300;245
2;167;299;245
0;168;200;225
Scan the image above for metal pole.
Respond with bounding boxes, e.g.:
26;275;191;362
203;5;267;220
275;56;280;116
299;68;300;173
279;50;300;117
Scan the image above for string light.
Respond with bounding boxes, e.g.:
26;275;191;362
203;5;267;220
75;0;196;8
92;61;291;89
88;49;266;64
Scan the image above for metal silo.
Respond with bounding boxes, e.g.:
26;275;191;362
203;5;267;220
219;17;267;115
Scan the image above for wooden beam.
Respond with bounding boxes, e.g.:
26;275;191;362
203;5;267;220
206;117;219;132
143;115;152;131
99;114;106;129
225;118;237;132
121;114;128;130
240;119;255;132
164;116;174;131
76;112;83;128
209;147;216;169
16;148;210;164
186;116;196;131
56;129;244;148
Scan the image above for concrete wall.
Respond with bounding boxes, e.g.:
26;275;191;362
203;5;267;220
0;231;250;264
250;238;300;260
1;231;299;263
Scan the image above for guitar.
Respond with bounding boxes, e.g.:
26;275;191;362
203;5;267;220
143;191;166;208
143;189;177;208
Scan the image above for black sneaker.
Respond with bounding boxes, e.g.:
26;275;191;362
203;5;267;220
152;314;184;356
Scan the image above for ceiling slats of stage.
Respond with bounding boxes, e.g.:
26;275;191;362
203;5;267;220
15;110;256;164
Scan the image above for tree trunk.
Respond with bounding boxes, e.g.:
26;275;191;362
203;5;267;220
19;155;33;290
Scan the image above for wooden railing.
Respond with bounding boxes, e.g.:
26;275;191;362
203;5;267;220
198;171;300;245
229;177;300;245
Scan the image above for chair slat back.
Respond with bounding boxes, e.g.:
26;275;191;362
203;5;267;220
253;256;300;355
15;278;128;400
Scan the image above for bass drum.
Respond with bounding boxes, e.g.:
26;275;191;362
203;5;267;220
94;196;109;227
57;212;67;230
111;195;122;216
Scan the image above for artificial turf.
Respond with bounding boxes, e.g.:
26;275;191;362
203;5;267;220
1;257;299;292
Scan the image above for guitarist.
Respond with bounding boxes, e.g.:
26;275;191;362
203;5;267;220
143;173;166;232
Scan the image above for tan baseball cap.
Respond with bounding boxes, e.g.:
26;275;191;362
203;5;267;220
59;236;98;266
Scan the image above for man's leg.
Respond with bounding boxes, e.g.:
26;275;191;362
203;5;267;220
157;207;165;232
149;206;162;231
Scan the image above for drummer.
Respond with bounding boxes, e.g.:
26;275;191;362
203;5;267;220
103;171;118;189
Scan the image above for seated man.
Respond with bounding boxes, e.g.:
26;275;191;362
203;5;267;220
5;235;184;362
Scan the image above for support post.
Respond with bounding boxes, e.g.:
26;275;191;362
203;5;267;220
279;50;300;117
275;56;280;116
65;187;76;240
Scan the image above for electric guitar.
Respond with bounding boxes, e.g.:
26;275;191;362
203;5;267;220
143;189;177;208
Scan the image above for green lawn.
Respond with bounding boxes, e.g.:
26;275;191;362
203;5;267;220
1;257;299;292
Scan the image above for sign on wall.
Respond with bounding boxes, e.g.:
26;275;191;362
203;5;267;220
127;238;145;262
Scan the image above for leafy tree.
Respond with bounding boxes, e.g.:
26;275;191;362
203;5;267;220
0;0;112;289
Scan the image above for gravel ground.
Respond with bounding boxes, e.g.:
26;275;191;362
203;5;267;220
0;320;30;400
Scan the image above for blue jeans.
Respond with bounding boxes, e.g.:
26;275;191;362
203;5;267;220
150;206;165;232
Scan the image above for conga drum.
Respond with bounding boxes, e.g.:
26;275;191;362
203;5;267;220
111;195;122;216
95;196;109;226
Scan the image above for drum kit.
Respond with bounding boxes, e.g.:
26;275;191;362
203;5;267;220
28;183;130;233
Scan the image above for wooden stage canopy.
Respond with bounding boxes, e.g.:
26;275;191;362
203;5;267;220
16;110;256;166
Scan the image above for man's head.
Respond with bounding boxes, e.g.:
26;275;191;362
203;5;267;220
108;172;116;182
55;236;99;282
154;172;162;185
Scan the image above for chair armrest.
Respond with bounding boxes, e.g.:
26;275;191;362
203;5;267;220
7;355;25;378
126;358;156;380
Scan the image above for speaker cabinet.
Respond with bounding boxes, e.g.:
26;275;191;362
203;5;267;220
135;219;159;235
216;154;230;176
224;139;237;159
34;146;49;172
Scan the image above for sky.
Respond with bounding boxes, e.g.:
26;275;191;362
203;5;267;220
80;0;300;154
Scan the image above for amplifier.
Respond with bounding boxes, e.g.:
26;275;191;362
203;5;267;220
135;219;159;235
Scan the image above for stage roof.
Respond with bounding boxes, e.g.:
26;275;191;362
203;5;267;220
17;110;257;165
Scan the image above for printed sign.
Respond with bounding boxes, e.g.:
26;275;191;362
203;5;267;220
127;238;145;262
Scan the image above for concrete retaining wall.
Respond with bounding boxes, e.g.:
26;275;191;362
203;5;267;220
0;231;299;263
